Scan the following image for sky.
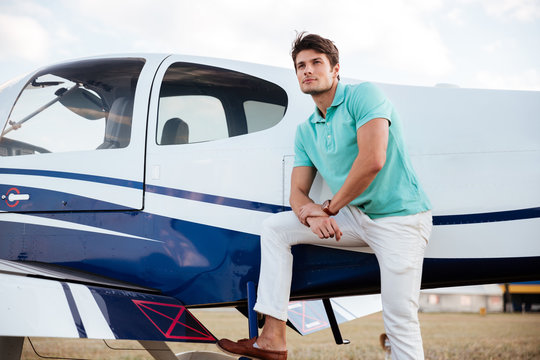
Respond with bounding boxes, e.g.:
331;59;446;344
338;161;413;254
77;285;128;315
0;0;539;91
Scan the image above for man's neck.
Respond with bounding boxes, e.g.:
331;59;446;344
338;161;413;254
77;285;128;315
312;81;339;119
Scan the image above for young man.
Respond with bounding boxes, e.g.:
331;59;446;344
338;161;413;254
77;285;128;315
218;33;432;360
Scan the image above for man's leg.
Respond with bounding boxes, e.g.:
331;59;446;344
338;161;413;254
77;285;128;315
218;207;369;358
255;316;287;351
253;208;368;350
361;210;432;360
252;211;310;351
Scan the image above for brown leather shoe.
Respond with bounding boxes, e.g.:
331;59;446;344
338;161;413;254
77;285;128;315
217;337;287;360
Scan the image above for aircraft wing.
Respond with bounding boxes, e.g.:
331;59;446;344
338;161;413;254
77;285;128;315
286;295;382;336
0;260;217;343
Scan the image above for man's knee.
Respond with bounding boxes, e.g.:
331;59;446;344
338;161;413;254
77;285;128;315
262;211;297;234
260;212;297;247
262;213;280;231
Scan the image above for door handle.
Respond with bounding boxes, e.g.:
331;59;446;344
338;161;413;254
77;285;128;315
2;193;30;201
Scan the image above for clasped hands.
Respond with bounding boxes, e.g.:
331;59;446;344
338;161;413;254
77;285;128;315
298;202;342;241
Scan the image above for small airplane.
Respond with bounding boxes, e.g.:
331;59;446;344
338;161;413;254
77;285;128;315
1;53;539;360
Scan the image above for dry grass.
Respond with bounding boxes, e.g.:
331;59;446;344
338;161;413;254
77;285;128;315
20;311;540;359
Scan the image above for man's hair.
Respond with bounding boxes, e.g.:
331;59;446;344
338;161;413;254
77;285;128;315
291;32;340;74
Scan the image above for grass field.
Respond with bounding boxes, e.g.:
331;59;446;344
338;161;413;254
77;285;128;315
21;311;540;359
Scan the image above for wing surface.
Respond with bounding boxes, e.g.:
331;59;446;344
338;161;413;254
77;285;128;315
0;260;216;343
287;294;382;336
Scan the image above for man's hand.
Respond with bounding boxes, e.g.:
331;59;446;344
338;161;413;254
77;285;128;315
306;216;342;241
298;202;327;225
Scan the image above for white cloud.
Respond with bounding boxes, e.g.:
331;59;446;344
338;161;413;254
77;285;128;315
408;0;445;12
71;0;294;58
447;8;465;25
483;39;504;53
467;0;540;22
331;0;453;79
0;14;50;61
0;0;537;91
61;0;453;80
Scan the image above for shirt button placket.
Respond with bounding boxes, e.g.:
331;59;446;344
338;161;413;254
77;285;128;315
326;123;332;149
326;109;334;150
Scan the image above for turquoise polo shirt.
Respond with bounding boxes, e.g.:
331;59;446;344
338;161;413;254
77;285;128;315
294;82;431;219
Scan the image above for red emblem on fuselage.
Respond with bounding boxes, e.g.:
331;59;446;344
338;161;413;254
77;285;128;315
5;187;20;208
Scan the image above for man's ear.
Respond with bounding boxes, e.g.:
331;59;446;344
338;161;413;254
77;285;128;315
333;63;340;79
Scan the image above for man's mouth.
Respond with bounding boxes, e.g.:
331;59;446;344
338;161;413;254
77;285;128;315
303;78;316;84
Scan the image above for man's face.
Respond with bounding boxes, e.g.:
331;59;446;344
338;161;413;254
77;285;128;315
295;49;339;95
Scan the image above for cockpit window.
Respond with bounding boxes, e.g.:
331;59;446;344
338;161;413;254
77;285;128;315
0;58;145;156
157;62;288;145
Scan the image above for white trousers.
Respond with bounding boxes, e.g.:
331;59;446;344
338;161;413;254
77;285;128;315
253;206;432;360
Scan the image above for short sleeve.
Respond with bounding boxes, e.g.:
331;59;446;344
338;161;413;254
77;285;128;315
349;82;393;131
293;125;314;168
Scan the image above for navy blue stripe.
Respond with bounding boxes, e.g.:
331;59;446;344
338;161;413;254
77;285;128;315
3;166;538;224
147;184;540;224
145;184;288;213
433;207;540;225
0;168;143;190
61;283;87;338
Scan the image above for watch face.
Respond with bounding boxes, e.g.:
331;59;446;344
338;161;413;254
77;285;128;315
323;200;332;215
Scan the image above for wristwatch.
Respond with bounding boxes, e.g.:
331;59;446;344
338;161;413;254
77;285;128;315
322;199;338;216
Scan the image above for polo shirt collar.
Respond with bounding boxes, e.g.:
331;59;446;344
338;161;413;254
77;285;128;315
331;81;345;107
310;82;345;123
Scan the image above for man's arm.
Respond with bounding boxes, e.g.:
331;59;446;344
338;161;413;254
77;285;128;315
298;117;389;218
290;166;342;240
328;117;389;214
289;166;317;220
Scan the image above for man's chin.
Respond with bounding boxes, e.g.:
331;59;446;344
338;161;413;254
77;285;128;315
301;84;332;96
302;87;325;95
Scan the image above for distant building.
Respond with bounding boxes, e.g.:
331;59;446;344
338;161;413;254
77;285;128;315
501;281;540;312
419;284;503;313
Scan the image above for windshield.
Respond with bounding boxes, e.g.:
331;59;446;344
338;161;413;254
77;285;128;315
0;58;145;156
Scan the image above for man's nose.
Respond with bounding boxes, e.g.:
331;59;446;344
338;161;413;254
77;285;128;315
304;64;313;74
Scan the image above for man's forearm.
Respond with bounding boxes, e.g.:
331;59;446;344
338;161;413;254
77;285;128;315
289;166;318;222
290;190;314;218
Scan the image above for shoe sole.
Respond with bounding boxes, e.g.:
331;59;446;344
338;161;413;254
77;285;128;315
215;343;264;360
